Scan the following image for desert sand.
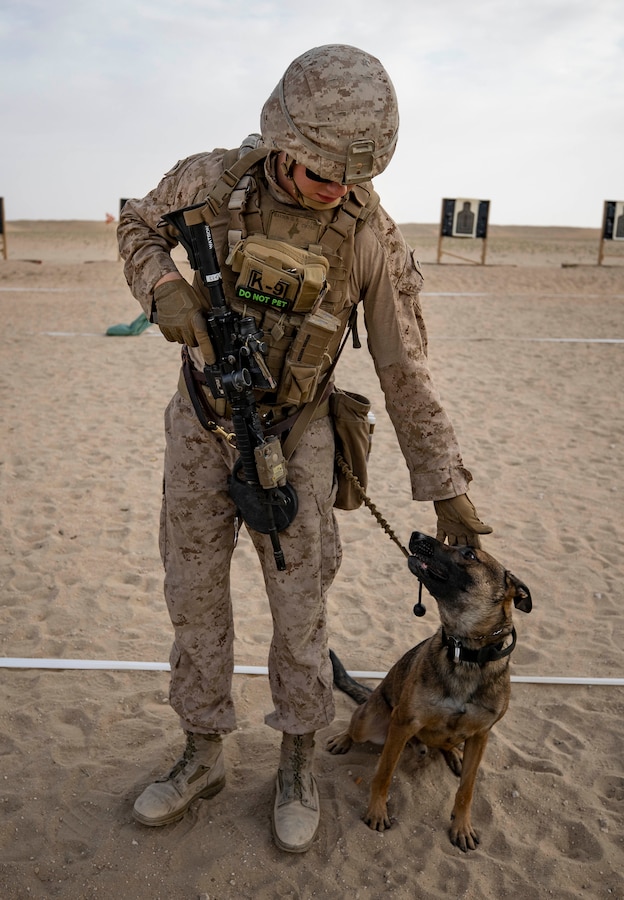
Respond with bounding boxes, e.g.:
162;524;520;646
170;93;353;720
0;219;623;899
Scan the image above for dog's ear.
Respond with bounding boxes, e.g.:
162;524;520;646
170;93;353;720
506;571;532;613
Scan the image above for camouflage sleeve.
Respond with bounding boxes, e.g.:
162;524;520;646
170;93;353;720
117;150;227;316
356;207;473;502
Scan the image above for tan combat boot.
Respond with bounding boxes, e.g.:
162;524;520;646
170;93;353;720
133;732;225;826
272;732;320;852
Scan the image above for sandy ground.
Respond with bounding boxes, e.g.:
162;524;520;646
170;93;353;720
1;219;623;899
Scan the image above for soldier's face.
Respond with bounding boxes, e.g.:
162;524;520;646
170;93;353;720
291;164;348;204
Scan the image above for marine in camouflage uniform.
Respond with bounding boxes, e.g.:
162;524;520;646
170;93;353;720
117;44;492;853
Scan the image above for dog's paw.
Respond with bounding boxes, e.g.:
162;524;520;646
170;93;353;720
449;816;480;852
442;746;463;777
363;803;392;832
326;732;353;755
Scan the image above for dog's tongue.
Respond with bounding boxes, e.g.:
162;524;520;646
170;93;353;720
408;555;425;578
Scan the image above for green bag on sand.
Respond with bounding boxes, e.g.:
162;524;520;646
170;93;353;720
106;312;151;336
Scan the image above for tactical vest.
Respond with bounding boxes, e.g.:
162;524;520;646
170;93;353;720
194;137;380;416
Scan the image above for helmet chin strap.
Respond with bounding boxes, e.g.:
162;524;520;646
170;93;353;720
280;154;344;210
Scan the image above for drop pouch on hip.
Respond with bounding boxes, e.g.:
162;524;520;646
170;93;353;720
329;388;372;510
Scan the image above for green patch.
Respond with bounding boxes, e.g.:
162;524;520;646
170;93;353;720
235;287;291;311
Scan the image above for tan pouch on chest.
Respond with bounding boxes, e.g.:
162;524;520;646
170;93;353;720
277;308;341;406
226;235;330;315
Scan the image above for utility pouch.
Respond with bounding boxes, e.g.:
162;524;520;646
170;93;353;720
254;436;288;489
226;235;330;315
277;309;341;406
329;389;372;510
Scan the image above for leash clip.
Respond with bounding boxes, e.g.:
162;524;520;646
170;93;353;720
451;637;462;663
211;424;237;446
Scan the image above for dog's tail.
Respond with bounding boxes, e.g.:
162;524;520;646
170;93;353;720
329;649;373;706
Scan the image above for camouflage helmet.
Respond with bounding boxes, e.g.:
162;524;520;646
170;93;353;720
260;44;399;185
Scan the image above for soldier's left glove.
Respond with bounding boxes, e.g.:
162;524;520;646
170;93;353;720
434;494;493;548
153;278;215;363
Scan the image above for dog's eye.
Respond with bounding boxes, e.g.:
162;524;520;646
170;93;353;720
462;548;478;561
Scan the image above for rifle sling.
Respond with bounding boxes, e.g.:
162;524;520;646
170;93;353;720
179;347;333;447
180;347;223;433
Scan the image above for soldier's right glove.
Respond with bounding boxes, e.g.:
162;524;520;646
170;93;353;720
153;279;214;361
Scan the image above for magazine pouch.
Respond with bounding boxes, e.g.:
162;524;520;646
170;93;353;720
276;309;341;406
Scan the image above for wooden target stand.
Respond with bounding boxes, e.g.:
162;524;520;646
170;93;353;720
437;233;488;265
562;201;624;268
436;198;490;265
597;200;624;266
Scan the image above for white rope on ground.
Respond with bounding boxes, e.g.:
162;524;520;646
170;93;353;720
1;658;622;685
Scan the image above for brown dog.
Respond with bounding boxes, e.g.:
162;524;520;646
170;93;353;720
327;531;532;851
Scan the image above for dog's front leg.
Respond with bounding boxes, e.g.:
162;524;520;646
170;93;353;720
449;731;489;851
364;720;413;831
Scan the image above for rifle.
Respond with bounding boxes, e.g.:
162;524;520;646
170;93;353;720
159;203;298;571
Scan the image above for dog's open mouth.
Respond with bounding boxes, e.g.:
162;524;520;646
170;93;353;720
408;533;450;583
408;555;449;582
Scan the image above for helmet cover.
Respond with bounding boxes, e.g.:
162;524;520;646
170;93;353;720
260;44;399;184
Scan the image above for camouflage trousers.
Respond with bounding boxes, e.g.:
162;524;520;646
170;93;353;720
160;392;341;736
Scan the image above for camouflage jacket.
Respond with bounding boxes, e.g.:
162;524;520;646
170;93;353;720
117;148;472;501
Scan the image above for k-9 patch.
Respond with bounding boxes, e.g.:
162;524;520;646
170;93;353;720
227;235;329;314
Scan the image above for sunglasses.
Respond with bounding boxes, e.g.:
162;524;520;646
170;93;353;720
304;167;334;184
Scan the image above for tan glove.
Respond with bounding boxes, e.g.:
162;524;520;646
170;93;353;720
434;494;493;548
153;279;215;362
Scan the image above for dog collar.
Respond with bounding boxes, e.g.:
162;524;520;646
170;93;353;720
442;627;517;666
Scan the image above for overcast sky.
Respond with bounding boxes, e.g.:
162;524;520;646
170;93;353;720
1;0;622;227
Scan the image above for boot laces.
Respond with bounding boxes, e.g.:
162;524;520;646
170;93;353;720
291;735;305;799
159;733;198;782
